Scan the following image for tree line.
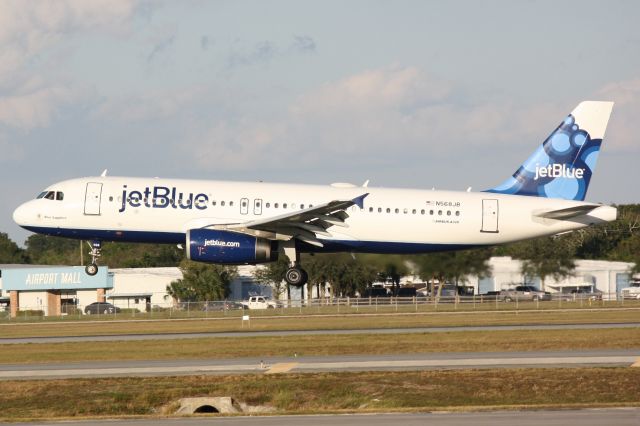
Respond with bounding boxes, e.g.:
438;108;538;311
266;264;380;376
1;204;638;300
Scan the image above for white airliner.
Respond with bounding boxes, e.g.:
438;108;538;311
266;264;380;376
13;101;617;286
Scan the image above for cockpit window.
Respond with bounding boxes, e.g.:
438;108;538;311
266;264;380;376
44;191;55;200
36;191;48;199
56;192;64;201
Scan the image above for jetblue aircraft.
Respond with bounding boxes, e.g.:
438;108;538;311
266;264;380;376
13;101;616;286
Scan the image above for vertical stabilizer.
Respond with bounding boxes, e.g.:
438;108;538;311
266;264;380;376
487;101;614;201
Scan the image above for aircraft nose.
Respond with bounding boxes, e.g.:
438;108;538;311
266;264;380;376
13;202;32;227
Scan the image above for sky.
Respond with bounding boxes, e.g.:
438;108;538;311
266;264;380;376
1;0;639;245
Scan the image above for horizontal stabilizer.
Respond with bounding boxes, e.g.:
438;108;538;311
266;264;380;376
535;205;598;220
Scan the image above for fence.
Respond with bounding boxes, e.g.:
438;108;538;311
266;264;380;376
1;292;639;321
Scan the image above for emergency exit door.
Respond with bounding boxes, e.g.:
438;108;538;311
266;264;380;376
481;199;499;233
84;182;103;215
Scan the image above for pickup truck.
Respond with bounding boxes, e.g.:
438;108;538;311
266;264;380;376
242;296;278;309
621;280;640;299
500;285;551;302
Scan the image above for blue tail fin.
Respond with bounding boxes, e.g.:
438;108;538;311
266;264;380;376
486;101;614;201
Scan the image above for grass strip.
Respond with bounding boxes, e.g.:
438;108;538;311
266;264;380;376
0;368;638;420
1;308;639;339
0;328;637;364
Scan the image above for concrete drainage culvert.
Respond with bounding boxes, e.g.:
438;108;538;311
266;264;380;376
174;397;274;415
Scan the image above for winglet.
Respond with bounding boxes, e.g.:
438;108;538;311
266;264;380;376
352;193;369;209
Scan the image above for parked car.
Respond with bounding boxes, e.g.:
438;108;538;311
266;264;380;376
559;286;603;301
242;296;278;309
621;279;640;299
84;302;121;315
362;287;390;297
500;285;551;302
396;287;417;297
203;301;246;311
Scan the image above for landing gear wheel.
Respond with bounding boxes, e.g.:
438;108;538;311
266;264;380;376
285;267;308;287
85;263;98;276
85;240;102;276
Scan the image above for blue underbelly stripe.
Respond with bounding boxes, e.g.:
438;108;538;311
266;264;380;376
21;226;479;254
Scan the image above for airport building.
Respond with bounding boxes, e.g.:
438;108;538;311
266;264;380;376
0;264;274;317
0;256;637;317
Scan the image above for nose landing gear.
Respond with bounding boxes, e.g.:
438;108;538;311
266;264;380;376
85;240;102;276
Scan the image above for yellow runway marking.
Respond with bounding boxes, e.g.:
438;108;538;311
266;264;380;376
265;363;298;374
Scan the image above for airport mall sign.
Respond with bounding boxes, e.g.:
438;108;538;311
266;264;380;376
1;266;113;291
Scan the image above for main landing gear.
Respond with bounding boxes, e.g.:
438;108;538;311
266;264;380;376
85;240;102;276
282;241;308;287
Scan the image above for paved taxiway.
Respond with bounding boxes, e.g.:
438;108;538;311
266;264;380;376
1;322;638;345
1;349;637;380
10;409;640;426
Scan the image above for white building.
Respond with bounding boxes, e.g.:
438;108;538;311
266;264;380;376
472;256;635;297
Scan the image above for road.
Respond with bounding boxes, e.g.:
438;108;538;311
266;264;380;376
8;409;640;426
1;322;638;344
1;349;637;380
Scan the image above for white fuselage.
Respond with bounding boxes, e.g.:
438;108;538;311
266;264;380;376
13;176;617;253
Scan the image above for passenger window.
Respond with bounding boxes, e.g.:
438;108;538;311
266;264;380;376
412;209;416;214
266;202;271;208
274;203;279;208
300;204;304;209
447;210;451;216
456;211;460;216
438;210;442;215
283;203;288;209
395;208;399;214
430;210;434;215
242;201;247;207
403;208;408;214
221;201;226;206
369;207;373;212
212;201;217;206
421;209;425;215
378;207;382;213
386;208;390;213
230;201;234;206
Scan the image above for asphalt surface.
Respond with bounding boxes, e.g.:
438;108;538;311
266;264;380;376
9;409;640;426
1;349;637;380
1;322;638;344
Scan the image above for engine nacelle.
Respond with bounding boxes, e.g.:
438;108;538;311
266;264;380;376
186;229;278;265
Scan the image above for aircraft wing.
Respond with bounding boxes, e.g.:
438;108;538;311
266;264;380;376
212;193;369;247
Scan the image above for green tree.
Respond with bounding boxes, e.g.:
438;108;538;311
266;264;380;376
24;235;184;267
252;257;290;298
24;235;80;265
509;236;575;290
0;233;26;263
166;260;236;302
360;254;410;295
415;248;492;297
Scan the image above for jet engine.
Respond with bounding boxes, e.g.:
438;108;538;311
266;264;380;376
186;229;278;264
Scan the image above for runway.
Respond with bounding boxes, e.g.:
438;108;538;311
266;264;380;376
1;322;638;344
1;349;637;380
9;408;640;426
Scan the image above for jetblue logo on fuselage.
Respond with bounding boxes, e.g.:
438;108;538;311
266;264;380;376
119;185;209;213
533;164;585;181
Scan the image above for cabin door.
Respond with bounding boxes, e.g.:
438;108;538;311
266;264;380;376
481;199;499;233
84;182;103;215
